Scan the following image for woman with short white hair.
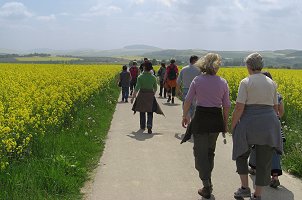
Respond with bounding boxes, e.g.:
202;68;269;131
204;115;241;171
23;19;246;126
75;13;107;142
232;52;282;200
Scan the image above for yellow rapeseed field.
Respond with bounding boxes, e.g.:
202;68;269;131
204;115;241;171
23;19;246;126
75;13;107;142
218;68;302;118
1;64;301;170
0;64;120;169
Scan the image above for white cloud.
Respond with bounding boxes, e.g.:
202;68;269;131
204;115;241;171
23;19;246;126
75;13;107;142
0;2;33;19
157;0;177;7
83;4;122;17
133;0;145;4
36;14;56;21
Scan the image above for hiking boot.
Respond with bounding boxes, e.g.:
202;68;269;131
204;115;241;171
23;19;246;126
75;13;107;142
270;178;280;188
234;187;251;199
171;97;174;104
198;186;212;199
147;128;152;134
250;194;261;200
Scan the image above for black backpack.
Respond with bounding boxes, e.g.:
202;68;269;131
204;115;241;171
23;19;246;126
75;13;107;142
168;65;177;80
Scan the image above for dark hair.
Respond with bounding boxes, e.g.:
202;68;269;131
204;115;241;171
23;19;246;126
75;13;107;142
161;62;165;67
144;61;153;71
144;57;148;61
122;65;127;70
262;71;273;80
170;59;176;64
190;55;198;64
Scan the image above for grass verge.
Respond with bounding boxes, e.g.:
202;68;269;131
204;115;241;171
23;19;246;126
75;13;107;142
0;78;120;199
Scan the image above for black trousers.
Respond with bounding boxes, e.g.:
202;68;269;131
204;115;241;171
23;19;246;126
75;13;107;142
167;87;176;97
159;80;167;97
130;78;137;94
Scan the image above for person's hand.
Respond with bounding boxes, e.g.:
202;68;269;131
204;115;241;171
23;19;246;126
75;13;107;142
130;98;134;104
182;116;190;128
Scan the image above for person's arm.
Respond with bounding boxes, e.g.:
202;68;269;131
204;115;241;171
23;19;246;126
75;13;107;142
182;100;191;128
131;76;141;103
131;90;137;104
181;80;196;127
231;102;245;130
222;82;231;132
176;70;182;95
153;77;157;92
223;106;230;132
278;101;284;118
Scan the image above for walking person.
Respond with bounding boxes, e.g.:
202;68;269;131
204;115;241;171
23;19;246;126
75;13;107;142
119;65;131;102
129;61;139;96
232;53;282;200
131;62;164;134
164;59;179;104
139;57;148;73
248;71;285;189
182;53;230;199
177;55;200;118
157;61;167;98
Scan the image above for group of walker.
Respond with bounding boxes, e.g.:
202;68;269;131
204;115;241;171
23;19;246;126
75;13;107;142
119;53;285;200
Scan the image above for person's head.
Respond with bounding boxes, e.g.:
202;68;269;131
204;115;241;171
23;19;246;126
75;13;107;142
122;65;127;71
245;52;263;73
189;55;199;64
132;60;137;66
170;58;176;64
161;61;166;67
195;53;221;75
144;61;153;71
262;71;273;80
144;57;148;62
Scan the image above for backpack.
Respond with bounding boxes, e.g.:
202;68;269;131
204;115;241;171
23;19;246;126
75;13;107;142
168;65;177;80
130;67;139;78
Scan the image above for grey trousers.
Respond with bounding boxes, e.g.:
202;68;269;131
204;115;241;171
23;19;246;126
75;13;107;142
193;132;219;186
236;145;273;186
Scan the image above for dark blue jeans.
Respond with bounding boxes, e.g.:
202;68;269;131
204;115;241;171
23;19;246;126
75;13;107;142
140;112;153;129
122;87;129;101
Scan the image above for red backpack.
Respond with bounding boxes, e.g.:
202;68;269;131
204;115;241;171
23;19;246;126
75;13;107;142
130;66;139;79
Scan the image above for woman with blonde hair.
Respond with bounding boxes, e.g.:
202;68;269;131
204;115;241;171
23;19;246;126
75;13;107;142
182;53;231;199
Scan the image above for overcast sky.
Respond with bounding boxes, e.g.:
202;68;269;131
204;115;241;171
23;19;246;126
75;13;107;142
0;0;301;51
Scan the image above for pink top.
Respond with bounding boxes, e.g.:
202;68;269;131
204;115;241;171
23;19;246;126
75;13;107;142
186;74;231;108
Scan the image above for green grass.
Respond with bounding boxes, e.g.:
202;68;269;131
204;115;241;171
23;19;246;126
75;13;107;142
0;78;120;199
15;56;81;62
282;118;302;177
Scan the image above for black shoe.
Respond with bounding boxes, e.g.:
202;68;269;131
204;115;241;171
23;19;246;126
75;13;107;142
125;99;128;103
167;96;171;103
171;98;174;104
198;186;212;199
147;128;152;134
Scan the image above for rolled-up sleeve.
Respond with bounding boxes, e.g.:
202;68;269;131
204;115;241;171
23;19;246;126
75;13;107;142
236;80;247;104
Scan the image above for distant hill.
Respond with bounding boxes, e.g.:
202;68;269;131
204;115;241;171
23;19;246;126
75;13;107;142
123;44;161;51
1;45;302;68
